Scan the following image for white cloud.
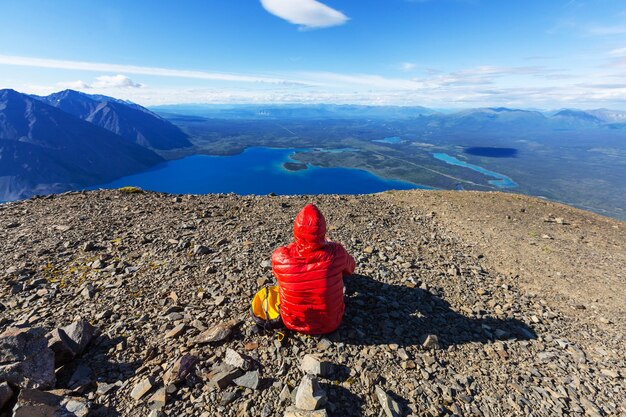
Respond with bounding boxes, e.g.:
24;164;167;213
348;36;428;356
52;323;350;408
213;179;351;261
400;62;416;71
587;24;626;36
608;46;626;56
0;54;312;85
260;0;348;29
92;74;142;88
56;80;91;90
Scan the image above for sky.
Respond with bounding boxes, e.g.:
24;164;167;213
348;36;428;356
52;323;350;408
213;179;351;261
1;0;625;108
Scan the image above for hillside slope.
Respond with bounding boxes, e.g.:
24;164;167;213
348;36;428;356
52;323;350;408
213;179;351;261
0;190;623;417
0;89;164;201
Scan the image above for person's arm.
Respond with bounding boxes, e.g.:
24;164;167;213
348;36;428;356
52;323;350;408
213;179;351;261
342;246;355;276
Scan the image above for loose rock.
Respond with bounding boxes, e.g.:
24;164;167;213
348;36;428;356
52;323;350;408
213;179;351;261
0;327;56;389
130;377;154;401
375;386;402;417
295;375;327;411
300;354;333;377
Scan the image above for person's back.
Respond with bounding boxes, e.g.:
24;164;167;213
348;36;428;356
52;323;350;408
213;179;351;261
272;204;355;334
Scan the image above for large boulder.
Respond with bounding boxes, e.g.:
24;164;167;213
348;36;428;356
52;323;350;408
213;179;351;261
12;388;90;417
47;320;97;366
0;327;56;390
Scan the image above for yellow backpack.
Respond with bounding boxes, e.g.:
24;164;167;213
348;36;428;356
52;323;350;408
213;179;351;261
250;285;282;329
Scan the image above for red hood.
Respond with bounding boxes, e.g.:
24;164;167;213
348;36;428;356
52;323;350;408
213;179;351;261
293;204;327;252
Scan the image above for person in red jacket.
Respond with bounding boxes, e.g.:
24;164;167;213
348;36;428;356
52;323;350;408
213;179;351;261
272;204;356;335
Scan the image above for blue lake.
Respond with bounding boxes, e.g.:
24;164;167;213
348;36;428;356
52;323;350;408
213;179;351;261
433;153;518;188
373;136;404;144
94;147;427;195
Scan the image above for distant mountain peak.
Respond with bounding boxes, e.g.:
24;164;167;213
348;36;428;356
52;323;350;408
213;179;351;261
35;90;192;150
552;109;603;124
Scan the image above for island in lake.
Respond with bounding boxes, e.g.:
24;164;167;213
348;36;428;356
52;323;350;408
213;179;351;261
283;162;308;171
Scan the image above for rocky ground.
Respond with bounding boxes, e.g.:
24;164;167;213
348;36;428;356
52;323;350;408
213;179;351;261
0;189;624;417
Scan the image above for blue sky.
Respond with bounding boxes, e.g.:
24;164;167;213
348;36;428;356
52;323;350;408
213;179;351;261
1;0;625;108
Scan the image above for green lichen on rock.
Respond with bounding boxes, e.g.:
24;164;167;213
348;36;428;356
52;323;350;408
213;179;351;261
118;186;143;194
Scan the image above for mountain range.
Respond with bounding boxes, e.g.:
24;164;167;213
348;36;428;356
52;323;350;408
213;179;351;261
2;89;625;207
35;89;192;150
152;103;626;126
0;89;192;201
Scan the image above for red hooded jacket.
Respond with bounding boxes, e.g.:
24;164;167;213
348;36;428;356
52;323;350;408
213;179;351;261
272;204;355;334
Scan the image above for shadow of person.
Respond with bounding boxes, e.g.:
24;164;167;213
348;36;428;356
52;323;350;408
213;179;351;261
55;334;143;417
335;274;536;348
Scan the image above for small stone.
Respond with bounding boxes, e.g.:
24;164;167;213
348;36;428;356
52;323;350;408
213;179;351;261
148;387;167;410
363;246;374;254
295;374;327;411
600;368;619;378
219;391;239;406
279;385;291;402
95;310;112;320
130;377;154;401
300;354;333;377
401;360;416;370
397;348;409;361
225;348;254;371
81;283;96;300
208;364;243;390
233;370;260;390
165;323;186;339
64;397;90;417
96;382;117;395
82;242;96;251
244;342;259;351
316;339;332;351
163;355;199;385
214;295;226;306
192;320;239;345
422;334;440;349
193;245;211;255
375;386;402;417
91;260;105;269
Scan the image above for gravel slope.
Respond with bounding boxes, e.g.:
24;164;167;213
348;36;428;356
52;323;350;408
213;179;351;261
0;189;623;417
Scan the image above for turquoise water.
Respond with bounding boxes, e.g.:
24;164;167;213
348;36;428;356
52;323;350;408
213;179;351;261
433;153;518;188
93;147;428;195
373;136;404;144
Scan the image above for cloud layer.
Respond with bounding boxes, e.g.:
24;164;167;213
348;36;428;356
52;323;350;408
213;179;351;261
260;0;348;29
5;53;626;108
0;54;306;85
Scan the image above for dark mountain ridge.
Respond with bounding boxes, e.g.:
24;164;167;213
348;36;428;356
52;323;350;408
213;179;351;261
0;89;164;201
35;90;192;150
